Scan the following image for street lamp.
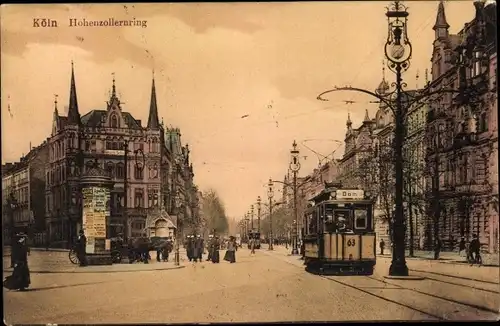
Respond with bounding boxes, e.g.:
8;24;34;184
257;196;262;233
244;214;250;243
382;0;412;276
289;140;301;255
267;178;274;250
250;204;254;231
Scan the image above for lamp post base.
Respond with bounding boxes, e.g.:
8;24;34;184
174;249;180;266
268;244;274;251
389;260;409;276
291;248;299;255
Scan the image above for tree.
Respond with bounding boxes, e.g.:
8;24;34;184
200;189;229;235
261;205;289;239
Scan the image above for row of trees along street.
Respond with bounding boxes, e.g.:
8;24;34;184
199;189;229;236
260;205;292;241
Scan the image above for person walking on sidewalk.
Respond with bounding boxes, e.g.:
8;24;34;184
77;230;88;267
379;239;385;255
468;234;481;265
4;233;31;291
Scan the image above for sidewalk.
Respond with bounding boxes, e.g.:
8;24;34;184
378;250;499;267
3;249;188;274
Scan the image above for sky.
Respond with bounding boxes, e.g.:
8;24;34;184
0;1;481;220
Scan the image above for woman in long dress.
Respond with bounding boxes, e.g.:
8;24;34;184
211;236;220;263
6;233;31;291
224;236;236;263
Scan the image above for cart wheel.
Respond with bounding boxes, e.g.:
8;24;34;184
69;249;79;265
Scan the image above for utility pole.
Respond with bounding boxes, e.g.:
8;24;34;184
290;140;301;255
257;196;261;233
268;179;274;250
250;205;254;231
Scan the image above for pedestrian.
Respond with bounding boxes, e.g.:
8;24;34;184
187;235;195;262
206;235;213;261
211;236;220;263
458;237;466;256
250;238;255;255
3;233;31;291
163;239;172;262
223;236;236;263
468;234;481;265
193;235;202;263
77;230;88;267
196;235;204;262
380;239;385;255
156;242;163;262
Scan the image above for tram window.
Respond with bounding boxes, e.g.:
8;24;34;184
309;212;318;234
334;210;353;233
354;209;368;229
324;207;336;233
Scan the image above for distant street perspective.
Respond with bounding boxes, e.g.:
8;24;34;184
2;0;498;324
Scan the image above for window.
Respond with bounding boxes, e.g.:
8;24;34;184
134;164;144;180
354;209;368;230
335;210;352;232
480;113;488;133
110;114;119;128
106;141;112;150
148;190;159;208
134;189;144;208
116;163;124;179
107;162;115;178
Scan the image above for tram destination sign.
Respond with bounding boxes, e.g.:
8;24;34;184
336;189;364;200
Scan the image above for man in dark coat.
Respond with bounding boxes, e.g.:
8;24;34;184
198;236;205;262
162;239;173;262
193;235;203;262
77;230;88;267
187;236;195;261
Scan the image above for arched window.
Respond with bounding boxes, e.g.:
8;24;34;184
480;113;488;132
110;114;119;128
116;163;124;179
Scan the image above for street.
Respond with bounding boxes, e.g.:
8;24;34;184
4;246;499;323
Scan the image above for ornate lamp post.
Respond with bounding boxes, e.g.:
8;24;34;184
289;140;301;255
267;178;274;250
257;196;262;233
244;214;250;243
382;0;413;276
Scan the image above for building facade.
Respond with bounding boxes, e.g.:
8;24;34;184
425;0;498;252
2;142;49;244
44;63;199;246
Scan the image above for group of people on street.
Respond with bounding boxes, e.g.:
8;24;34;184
4;232;31;291
377;234;483;266
186;234;237;264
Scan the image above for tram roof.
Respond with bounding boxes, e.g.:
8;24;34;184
305;199;373;212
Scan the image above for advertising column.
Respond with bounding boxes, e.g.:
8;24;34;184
82;186;110;254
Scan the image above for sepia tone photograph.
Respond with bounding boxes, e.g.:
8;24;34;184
1;0;498;323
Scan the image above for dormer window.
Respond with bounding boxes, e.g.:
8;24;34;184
110;114;119;128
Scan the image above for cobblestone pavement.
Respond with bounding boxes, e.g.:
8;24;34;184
4;247;499;324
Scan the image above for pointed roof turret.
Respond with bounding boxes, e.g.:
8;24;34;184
67;61;81;125
376;61;390;95
363;109;370;122
433;1;449;39
346;112;352;128
147;73;160;129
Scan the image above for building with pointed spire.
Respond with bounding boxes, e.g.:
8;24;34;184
42;66;200;244
425;0;497;253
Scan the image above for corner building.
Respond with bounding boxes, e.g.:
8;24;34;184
45;64;198;245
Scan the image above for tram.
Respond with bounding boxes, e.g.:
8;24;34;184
303;182;376;275
247;230;261;249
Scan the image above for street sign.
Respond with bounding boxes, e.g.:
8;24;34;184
336;189;364;200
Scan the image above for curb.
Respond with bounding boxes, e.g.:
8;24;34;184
3;265;186;274
383;275;425;280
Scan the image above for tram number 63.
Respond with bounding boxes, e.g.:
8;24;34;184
347;239;356;247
